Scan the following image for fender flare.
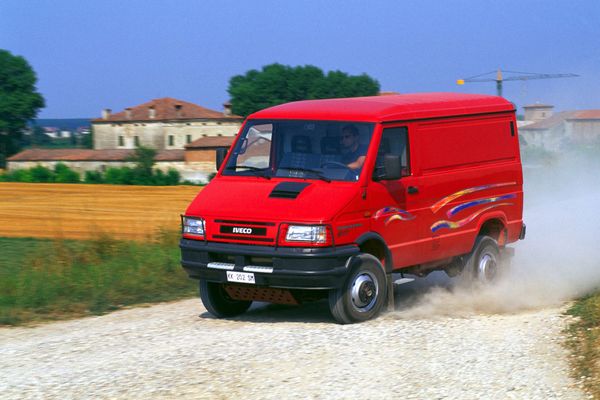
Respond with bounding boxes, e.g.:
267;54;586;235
354;232;394;273
474;211;509;245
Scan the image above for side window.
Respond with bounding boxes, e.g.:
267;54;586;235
235;123;273;168
376;127;409;177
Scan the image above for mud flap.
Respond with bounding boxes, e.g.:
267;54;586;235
386;273;395;312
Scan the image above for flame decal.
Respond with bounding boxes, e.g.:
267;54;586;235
431;203;512;233
431;182;515;214
446;194;516;218
374;206;415;225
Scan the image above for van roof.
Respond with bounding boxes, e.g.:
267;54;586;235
248;93;514;122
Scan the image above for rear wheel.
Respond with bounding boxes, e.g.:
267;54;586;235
329;254;387;324
199;279;252;318
461;235;501;284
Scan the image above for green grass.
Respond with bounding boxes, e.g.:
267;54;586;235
0;232;196;325
566;293;600;398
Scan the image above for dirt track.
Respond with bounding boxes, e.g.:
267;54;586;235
0;183;200;240
0;279;585;400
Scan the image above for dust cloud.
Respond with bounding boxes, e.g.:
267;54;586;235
390;151;600;319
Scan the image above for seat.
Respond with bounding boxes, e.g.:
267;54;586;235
320;137;342;165
278;135;320;176
291;135;312;153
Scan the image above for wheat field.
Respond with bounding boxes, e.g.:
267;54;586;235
0;183;202;240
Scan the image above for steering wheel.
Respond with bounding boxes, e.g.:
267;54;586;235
321;161;353;171
321;161;359;180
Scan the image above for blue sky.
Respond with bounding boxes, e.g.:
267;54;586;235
1;0;599;118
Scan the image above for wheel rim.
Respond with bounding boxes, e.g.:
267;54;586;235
477;251;498;283
350;272;379;312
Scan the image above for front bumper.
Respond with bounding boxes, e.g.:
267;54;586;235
180;238;359;289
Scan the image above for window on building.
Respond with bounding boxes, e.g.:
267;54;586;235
134;136;140;147
168;135;174;146
186;134;192;144
118;136;124;146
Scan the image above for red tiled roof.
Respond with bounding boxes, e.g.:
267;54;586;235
154;150;184;161
520;111;578;130
521;109;600;131
570;110;600;120
7;149;184;162
92;97;242;122
185;136;235;149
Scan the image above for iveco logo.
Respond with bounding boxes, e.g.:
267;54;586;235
232;227;253;234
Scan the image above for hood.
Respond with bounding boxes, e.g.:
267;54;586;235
186;177;360;222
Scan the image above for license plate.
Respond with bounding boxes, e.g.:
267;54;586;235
226;271;255;284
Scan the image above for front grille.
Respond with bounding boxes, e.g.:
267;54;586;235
210;219;277;244
215;220;275;226
212;235;274;243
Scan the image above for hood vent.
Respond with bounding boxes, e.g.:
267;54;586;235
269;182;311;199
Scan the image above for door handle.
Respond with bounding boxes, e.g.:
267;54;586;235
407;186;419;194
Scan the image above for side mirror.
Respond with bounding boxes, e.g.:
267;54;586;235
383;154;402;180
372;155;402;181
371;154;403;181
215;147;228;171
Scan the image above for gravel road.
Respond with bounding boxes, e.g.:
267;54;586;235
0;278;586;400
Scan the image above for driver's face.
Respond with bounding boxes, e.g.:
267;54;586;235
341;130;357;148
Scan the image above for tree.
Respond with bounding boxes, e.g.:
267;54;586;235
228;63;380;117
127;146;157;184
0;49;45;167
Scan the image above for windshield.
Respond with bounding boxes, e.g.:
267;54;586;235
222;120;375;182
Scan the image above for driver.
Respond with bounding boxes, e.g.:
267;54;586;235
340;124;367;170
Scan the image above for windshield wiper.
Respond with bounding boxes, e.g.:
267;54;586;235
279;167;331;183
226;165;271;179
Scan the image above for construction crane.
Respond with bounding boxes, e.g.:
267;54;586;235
456;69;579;97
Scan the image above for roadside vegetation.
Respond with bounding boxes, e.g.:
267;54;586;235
0;232;196;326
0;163;184;185
566;295;600;398
0;146;188;186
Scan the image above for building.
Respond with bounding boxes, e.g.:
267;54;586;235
184;136;236;181
519;104;600;151
7;137;238;183
7;98;242;183
6;148;184;175
523;103;554;122
92;97;243;150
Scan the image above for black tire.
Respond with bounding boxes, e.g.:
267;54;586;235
461;235;501;285
328;254;388;324
199;279;252;318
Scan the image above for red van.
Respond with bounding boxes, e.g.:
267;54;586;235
180;93;525;323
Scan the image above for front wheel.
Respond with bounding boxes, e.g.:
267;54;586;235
199;280;252;318
329;254;388;324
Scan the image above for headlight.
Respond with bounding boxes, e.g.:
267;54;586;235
285;225;328;244
182;216;205;236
